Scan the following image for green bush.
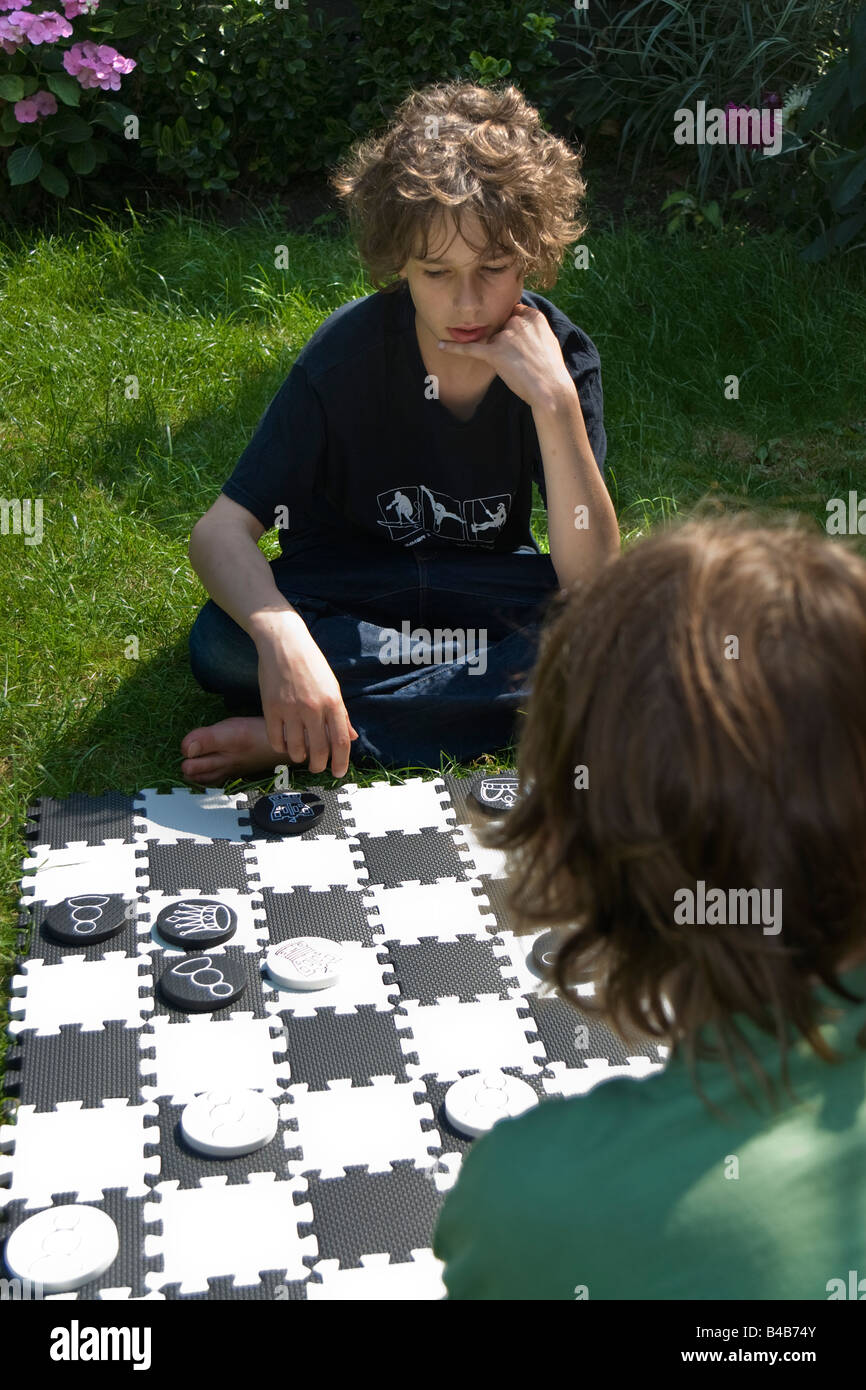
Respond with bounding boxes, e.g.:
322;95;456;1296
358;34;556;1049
555;0;859;198
750;2;866;258
344;0;562;136
125;0;353;193
0;1;138;210
0;0;565;214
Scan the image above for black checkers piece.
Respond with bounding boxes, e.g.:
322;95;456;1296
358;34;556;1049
250;791;325;837
155;898;237;949
471;774;520;816
43;894;128;946
158;953;247;1014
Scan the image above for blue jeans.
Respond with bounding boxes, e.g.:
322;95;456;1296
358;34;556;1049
187;535;560;768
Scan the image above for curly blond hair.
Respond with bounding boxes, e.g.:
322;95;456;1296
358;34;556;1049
328;80;587;292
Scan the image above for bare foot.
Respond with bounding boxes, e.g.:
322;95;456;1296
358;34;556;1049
180;717;285;785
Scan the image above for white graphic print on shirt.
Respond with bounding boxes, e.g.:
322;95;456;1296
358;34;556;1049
377;485;512;548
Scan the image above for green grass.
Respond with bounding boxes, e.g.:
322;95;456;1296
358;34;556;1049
2;202;865;1074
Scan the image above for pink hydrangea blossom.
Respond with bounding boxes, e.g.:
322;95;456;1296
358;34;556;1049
61;0;99;16
0;0;31;11
8;7;72;43
724;100;782;150
0;10;31;50
14;88;58;122
63;38;135;90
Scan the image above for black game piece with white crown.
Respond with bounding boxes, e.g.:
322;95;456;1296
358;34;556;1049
155;898;237;949
470;773;520;815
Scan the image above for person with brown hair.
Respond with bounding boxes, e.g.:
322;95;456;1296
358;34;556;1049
434;516;866;1300
181;81;618;781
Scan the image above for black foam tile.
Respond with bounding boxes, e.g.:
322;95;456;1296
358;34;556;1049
525;991;660;1070
144;840;251;894
0;1191;158;1299
150;946;275;1021
22;902;142;966
24;792;138;850
277;1006;409;1090
382;936;511;1005
355;827;471;887
300;1163;444;1268
150;1100;291;1189
259;884;379;946
8;1022;143;1109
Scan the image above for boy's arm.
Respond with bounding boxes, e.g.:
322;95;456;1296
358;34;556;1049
188;495;358;777
532;382;620;591
188;494;309;645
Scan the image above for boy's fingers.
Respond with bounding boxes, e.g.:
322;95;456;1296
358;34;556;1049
264;715;287;754
323;716;352;778
305;718;331;774
282;718;307;764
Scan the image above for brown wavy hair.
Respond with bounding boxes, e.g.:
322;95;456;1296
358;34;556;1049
477;517;866;1109
328;80;587;292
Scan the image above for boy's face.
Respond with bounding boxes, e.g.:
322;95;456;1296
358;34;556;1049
397;212;524;359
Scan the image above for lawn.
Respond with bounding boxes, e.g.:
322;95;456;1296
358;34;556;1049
2;201;865;1074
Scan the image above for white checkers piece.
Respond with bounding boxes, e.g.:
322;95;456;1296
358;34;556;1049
180;1089;279;1158
266;936;343;992
444;1069;539;1139
4;1204;119;1293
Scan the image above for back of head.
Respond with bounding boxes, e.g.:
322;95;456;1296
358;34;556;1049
483;517;866;1100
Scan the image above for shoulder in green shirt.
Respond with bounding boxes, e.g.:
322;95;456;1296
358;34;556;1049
433;964;866;1300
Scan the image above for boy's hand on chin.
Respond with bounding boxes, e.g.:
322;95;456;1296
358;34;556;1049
438;303;573;411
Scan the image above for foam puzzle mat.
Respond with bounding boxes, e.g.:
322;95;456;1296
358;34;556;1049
1;777;666;1300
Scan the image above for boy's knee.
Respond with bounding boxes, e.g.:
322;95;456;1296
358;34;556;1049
188;600;258;694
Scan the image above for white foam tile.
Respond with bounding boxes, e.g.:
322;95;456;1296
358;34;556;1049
455;820;509;878
364;878;496;945
337;778;455;836
283;1077;437;1179
308;1249;446;1300
264;941;395;1017
542;1054;665;1098
398;996;543;1082
21;842;144;908
144;1174;315;1294
0;1100;160;1210
139;1014;290;1105
247;836;367;893
133;789;252;844
138;889;267;956
8;954;152;1036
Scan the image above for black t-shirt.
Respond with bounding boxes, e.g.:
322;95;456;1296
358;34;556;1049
221;280;606;559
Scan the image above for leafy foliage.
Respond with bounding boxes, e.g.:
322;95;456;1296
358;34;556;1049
750;3;866;258
0;0;563;212
555;0;859;198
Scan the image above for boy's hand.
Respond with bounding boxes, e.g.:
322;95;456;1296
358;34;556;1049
437;303;574;412
255;623;359;779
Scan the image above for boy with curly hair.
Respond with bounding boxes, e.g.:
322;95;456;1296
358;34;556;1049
182;81;617;780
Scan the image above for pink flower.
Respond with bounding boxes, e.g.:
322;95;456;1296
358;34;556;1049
61;0;98;16
14;8;72;42
0;10;31;50
0;0;31;10
14;87;58;121
63;38;135;90
724;100;782;150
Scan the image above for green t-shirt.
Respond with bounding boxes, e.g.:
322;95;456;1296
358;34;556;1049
433;964;866;1300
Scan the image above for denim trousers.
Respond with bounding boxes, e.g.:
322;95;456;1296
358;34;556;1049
187;535;560;768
